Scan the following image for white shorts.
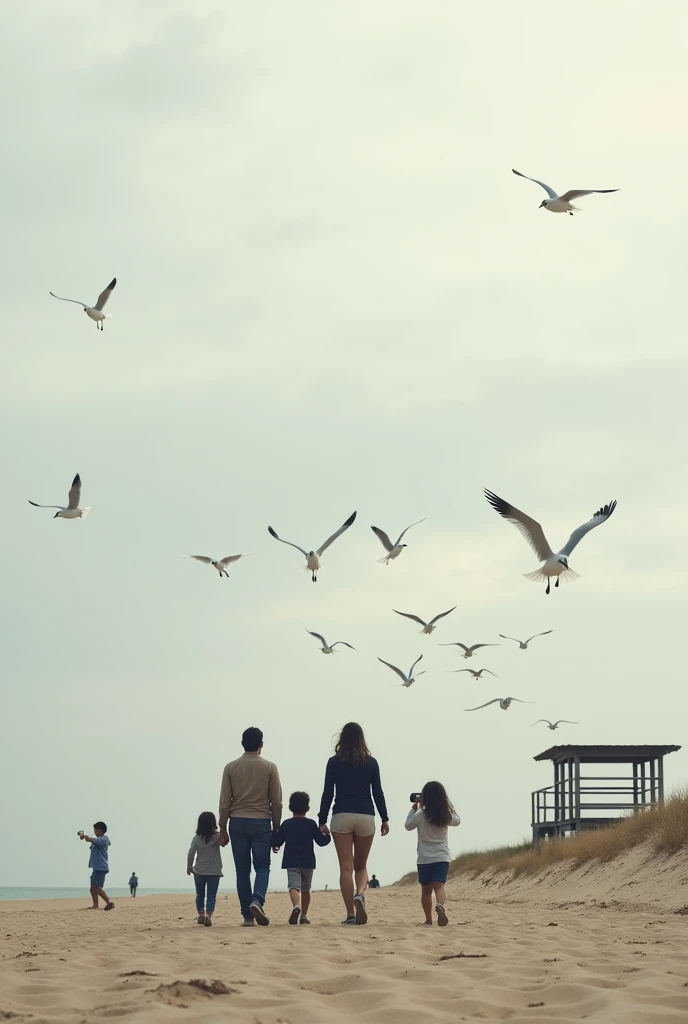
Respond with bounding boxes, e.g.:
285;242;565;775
330;813;376;837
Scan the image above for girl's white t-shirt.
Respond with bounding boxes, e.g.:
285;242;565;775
405;807;461;864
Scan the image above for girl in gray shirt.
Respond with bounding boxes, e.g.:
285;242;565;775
187;811;223;927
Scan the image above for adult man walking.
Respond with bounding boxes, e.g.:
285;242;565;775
219;726;282;926
129;872;139;897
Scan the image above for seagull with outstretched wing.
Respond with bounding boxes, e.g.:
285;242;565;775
184;553;249;577
452;668;498;680
28;473;89;520
377;655;425;688
531;719;579;730
465;697;533;712
267;511;357;581
438;641;500;659
499;630;552;650
371;519;425;563
393;606;456;635
512;169;619;215
307;630;356;655
484;489;617;594
50;278;116;330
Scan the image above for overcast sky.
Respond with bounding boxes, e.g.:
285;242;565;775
2;1;687;891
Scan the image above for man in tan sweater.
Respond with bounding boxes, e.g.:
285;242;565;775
219;726;282;926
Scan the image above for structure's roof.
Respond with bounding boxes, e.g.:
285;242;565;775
534;744;681;763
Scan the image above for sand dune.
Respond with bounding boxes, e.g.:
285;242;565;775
2;876;688;1022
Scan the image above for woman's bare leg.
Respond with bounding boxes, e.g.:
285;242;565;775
333;832;355;915
352;833;374;896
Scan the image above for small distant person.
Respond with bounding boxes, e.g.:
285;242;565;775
405;781;460;926
272;791;331;925
79;822;114;911
368;874;380;889
187;811;223;927
219;726;283;926
129;872;139;897
318;722;389;926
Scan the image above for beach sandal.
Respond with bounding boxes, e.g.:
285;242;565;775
197;914;206;925
436;903;448;927
353;892;367;925
341;915;356;925
299;916;311;925
289;906;301;925
203;917;212;927
104;902;115;911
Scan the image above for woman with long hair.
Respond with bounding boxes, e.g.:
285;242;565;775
405;781;460;926
318;722;389;925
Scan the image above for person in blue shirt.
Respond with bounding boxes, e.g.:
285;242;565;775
318;722;389;926
79;821;114;911
272;791;331;925
129;872;139;897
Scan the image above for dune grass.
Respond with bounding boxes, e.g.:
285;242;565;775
399;791;688;884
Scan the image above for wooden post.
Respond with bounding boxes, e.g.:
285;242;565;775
632;762;639;812
568;757;574;833
574;755;581;826
649;758;657;805
658;755;665;803
640;760;646;807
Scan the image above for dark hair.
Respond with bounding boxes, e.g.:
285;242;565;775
289;791;310;814
421;781;455;828
93;821;107;833
334;722;371;766
242;726;263;752
196;811;218;843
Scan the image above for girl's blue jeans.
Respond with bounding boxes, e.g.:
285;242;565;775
193;872;220;914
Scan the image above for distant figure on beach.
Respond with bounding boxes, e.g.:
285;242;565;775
128;872;138;897
368;874;380;889
405;781;460;927
79;822;114;911
272;790;331;925
187;811;223;927
318;722;389;925
219;726;283;927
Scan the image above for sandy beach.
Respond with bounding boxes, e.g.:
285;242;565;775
3;861;688;1024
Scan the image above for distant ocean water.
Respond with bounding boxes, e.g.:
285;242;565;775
0;887;195;902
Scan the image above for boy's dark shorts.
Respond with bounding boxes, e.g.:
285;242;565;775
417;862;449;885
91;870;107;887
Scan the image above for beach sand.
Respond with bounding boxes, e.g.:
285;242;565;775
2;871;688;1023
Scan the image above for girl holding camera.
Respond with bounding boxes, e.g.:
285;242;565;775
405;781;460;926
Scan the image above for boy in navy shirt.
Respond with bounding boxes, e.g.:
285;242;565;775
273;792;331;924
79;821;114;911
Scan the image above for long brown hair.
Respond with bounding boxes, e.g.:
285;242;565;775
421;781;455;828
334;722;371;766
196;811;218;843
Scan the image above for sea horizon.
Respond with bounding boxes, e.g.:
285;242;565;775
0;886;196;902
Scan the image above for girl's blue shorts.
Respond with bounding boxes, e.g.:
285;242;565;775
417;861;449;885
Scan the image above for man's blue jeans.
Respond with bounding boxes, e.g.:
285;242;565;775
228;817;272;920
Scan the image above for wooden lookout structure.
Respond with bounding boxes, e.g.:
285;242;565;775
531;744;681;844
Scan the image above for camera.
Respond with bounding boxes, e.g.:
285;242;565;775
77;830;85;837
410;793;422;803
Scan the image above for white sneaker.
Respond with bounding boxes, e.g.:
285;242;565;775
353;892;367;925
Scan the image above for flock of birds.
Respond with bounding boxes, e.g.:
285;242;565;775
39;169;620;735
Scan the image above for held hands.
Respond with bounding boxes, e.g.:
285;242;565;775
320;824;331;837
219;828;229;848
381;821;390;836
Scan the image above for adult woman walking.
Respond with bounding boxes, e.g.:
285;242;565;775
318;722;389;925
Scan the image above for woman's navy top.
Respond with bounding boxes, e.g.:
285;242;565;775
318;755;389;824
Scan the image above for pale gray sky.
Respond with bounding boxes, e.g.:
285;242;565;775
2;1;687;890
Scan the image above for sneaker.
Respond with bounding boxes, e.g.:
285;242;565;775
419;921;433;927
289;905;301;925
341;915;356;925
249;900;269;926
203;917;213;927
242;918;255;927
353;892;367;925
436;903;448;927
299;916;311;925
197;914;206;925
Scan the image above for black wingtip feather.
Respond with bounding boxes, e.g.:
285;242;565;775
108;278;117;289
483;488;511;518
72;473;81;486
595;500;617;519
267;525;278;538
344;511;357;527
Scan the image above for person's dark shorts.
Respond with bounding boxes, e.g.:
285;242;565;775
417;862;449;885
91;870;107;888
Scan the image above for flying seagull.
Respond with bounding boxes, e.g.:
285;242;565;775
532;719;579;730
307;631;356;655
484;489;617;595
438;642;500;659
392;606;456;635
267;511;357;582
452;668;498;680
49;278;117;330
465;697;533;712
377;655;425;688
499;631;553;650
371;519;425;563
184;554;249;577
28;473;89;519
512;169;619;215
